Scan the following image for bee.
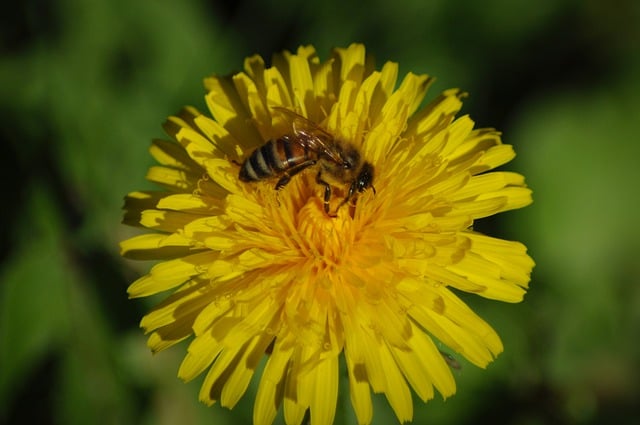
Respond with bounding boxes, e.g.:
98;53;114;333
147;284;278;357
238;107;375;215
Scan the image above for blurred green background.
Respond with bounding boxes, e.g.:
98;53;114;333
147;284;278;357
1;0;639;424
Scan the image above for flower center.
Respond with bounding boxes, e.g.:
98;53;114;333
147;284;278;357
297;196;354;272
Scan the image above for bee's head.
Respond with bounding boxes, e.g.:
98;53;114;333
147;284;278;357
356;162;375;194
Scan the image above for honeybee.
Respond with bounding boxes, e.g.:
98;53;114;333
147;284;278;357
238;107;375;215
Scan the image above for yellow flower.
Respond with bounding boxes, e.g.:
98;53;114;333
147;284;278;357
121;44;534;425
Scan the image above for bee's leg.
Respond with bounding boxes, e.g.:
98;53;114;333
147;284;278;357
336;181;357;213
275;160;316;190
315;171;333;215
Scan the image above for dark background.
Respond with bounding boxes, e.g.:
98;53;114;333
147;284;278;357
1;0;639;424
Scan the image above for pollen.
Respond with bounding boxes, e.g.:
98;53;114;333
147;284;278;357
297;197;355;268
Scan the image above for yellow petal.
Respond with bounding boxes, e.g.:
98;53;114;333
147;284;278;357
139;209;194;232
409;287;503;367
264;65;294;110
466;232;534;286
283;398;307;425
379;341;413;422
446;251;529;302
309;355;339;425
221;333;273;408
156;193;216;212
120;233;195;260
452;171;524;201
389;340;435;402
333;43;366;86
146;325;191;353
254;338;291;425
179;332;223;382
371;61;399;116
346;353;372;425
150;139;200;170
205;76;264;149
141;279;211;331
244;54;266;90
406;89;465;138
288;54;315;117
145;165;198;191
406;320;456;398
311;56;336;117
471;144;516;172
127;251;216;297
476;186;533;212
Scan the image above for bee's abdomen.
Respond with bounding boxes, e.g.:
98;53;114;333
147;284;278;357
239;136;309;182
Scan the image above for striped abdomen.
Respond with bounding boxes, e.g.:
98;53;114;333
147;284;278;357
239;136;313;182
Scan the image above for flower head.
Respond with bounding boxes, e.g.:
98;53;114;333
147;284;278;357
121;44;534;425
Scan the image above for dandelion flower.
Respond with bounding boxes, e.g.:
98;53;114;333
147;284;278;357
121;44;534;425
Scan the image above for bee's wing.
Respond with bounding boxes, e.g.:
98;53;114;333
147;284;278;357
272;107;344;163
